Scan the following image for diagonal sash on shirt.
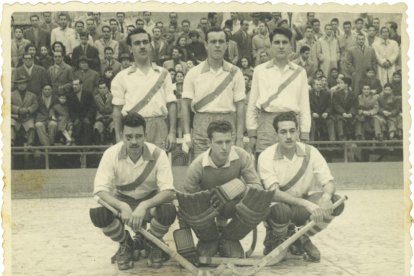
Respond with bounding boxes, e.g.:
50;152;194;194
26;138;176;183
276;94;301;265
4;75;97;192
280;145;311;192
193;67;238;112
117;148;162;192
128;70;168;114
261;67;303;110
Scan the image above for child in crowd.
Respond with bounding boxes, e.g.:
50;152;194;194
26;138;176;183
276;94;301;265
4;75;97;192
50;93;73;145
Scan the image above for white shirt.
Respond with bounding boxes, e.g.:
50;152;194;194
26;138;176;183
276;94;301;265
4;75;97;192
94;142;174;199
246;60;311;137
258;142;333;198
50;27;76;50
182;60;245;113
111;63;176;117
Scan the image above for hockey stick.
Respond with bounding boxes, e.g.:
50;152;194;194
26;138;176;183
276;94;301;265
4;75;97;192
95;196;210;276
199;196;348;274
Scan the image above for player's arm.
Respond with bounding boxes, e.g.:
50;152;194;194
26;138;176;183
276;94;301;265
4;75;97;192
112;105;123;142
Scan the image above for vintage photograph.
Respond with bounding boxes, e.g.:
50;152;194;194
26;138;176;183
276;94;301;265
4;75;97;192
2;2;410;275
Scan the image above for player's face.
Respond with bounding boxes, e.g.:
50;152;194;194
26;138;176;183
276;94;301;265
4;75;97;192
209;131;233;164
123;125;145;154
130;33;151;62
270;34;291;60
276;121;298;150
207;31;227;60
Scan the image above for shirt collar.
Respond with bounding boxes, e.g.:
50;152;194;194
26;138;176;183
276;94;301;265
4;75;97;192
118;142;154;161
265;60;296;71
273;143;307;160
200;60;233;74
202;146;239;168
128;62;160;74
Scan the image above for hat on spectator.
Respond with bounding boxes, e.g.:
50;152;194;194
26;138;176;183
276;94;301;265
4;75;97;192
14;75;30;84
119;53;131;61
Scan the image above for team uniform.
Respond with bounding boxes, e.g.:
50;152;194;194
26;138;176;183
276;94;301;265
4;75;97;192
175;146;273;258
182;60;246;158
246;61;311;152
111;64;176;148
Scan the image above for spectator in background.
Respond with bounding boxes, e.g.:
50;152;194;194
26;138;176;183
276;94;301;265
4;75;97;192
293;45;317;82
176;35;190;61
74;56;100;94
232;19;253;64
48;50;73;95
155;21;166;34
40;12;58;35
309;78;335;141
295;25;317;65
386;21;401;46
173;71;185;138
68;21;94;57
50;13;76;52
50;92;74;145
35;84;58;146
358;67;382;95
109;18;125;41
197;17;210;42
92;12;104;39
95;25;119;62
355;84;382;141
366;25;380;46
252;21;271;66
187;30;207;62
311;19;324;40
163;47;188;74
24;14;50;55
346;33;377;94
227;12;241;34
135;18;145;29
378;83;400;139
332;77;358;140
12;27;31;68
330;18;341;38
372;26;399;86
15;53;49;97
101;47;122;77
143;11;155;35
178;19;192;45
119;53;132;70
207;12;220;28
72;31;101;73
150;26;169;66
297;12;315;37
267;12;283;34
258;51;270;65
223;26;239;65
86;18;100;42
327;67;340;88
51;41;72;65
338;20;356;78
169;12;180;31
22;44;41;66
67;78;96;145
316;24;340;77
248;12;261;36
116;12;128;36
11;75;39;146
372;17;381;32
93;81;114;144
239;57;254;79
353;18;367;37
39;46;54;69
118;25;135;61
390;70;402;97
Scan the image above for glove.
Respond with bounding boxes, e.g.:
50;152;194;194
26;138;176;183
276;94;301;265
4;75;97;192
210;179;246;211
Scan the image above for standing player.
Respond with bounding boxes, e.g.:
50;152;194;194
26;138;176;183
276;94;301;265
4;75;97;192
111;28;177;151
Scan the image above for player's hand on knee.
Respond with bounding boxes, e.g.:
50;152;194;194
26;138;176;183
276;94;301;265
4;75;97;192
305;201;324;223
317;195;334;218
129;204;147;231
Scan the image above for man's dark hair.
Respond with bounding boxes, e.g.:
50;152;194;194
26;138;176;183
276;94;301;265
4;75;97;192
270;27;292;42
189;30;200;39
171;46;183;56
116;12;126;16
101;25;111;32
207;120;233;140
104;46;114;53
98;79;107;87
72;77;83;84
205;26;229;42
126;28;151;46
331;18;339;24
393;70;401;77
342;77;352;87
181;19;190;26
135;18;144;25
122;113;146;132
299;45;310;54
24;43;36;52
343;20;352;27
355;18;364;24
109;18;118;25
387;21;398;31
75;20;84;27
30;14;40;21
273;112;298;132
208;12;218;20
310;18;320;26
383;83;393;90
79;31;89;38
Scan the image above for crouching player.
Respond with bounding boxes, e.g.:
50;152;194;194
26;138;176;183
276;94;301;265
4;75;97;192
258;112;345;262
89;113;176;270
175;120;273;260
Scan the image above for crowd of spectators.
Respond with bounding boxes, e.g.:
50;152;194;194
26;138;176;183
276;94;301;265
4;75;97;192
10;11;403;147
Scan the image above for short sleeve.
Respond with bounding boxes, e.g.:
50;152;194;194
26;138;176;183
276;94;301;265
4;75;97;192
155;150;175;191
163;70;177;103
111;73;126;106
257;148;279;190
182;68;196;100
233;69;246;103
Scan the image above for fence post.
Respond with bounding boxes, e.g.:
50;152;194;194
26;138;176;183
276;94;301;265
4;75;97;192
344;142;348;163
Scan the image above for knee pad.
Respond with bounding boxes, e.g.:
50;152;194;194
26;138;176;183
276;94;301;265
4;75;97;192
155;203;177;226
268;203;292;224
89;207;114;228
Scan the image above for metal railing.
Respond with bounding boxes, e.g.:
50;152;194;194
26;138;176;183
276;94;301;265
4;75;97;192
11;139;403;170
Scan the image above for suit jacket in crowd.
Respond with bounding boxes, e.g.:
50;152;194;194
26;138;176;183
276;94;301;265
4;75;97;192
310;89;332;115
150;40;169;66
11;90;39;122
48;62;74;95
232;29;253;64
346;45;377;94
292;57;317;80
66;89;96;123
15;64;50;97
72;44;101;73
332;89;358;115
23;27;50;53
36;95;58;122
73;69;100;94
